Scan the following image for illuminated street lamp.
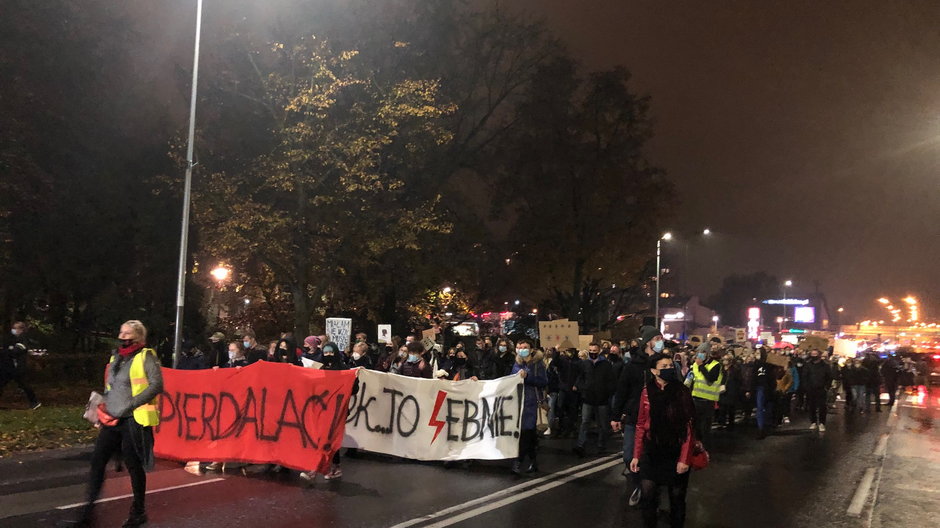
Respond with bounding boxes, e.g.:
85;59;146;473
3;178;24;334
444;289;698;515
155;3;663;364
210;265;231;283
702;228;711;236
712;315;719;333
655;232;672;327
782;280;793;323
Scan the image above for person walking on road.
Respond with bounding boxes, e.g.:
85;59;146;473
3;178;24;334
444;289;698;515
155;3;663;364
880;355;901;407
511;339;548;474
630;352;696;528
802;348;833;432
573;342;616;457
611;326;658;507
688;339;723;446
862;351;883;413
0;321;41;409
300;342;352;482
63;320;163;528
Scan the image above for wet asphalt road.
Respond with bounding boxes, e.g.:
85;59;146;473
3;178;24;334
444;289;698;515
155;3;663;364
1;388;937;528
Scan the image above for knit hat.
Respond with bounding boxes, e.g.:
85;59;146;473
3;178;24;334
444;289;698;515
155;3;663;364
638;326;662;347
304;335;321;349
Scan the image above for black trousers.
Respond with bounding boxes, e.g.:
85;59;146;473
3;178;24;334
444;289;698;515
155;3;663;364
640;468;690;528
84;419;148;517
518;429;538;465
0;371;38;406
807;388;828;425
693;398;714;445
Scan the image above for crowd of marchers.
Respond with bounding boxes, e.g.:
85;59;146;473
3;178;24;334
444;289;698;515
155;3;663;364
87;324;930;528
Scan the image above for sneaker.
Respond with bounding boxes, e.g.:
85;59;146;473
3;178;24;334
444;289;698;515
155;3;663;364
122;512;147;528
629;487;642;507
525;462;539;473
30;402;42;410
511;461;522;475
299;471;316;483
818;423;826;433
324;466;343;480
782;417;790;424
542;428;552;437
205;462;221;472
810;423;818;431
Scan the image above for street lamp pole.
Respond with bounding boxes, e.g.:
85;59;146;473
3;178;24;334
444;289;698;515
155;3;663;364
655;233;671;328
172;0;204;369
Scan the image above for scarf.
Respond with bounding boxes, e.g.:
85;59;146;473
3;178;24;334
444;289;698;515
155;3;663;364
119;342;144;358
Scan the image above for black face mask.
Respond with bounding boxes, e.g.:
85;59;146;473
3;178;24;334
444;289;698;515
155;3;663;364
121;339;134;347
658;367;678;383
455;357;467;366
589;352;599;360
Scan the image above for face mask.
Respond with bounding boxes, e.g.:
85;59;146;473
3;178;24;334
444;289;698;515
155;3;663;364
11;329;20;336
517;348;530;358
398;351;407;358
455;357;466;365
696;352;706;361
653;341;665;353
243;340;251;349
498;346;508;353
121;339;134;347
658;367;678;382
352;352;362;361
589;352;599;359
407;354;420;363
229;351;236;360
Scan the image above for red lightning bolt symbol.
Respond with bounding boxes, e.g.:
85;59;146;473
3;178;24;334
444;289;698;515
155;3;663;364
428;390;447;444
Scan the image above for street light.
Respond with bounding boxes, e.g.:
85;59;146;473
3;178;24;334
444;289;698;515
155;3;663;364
702;228;711;236
655;232;672;327
172;0;205;368
442;286;452;294
782;280;793;324
210;265;231;283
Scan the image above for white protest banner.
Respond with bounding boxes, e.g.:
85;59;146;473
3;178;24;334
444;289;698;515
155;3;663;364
377;324;392;344
343;369;523;461
325;318;352;352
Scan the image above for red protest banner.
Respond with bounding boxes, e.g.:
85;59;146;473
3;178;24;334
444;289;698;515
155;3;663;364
154;362;357;473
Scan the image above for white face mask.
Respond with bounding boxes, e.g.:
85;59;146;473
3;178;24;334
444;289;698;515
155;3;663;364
352;352;362;361
11;329;20;336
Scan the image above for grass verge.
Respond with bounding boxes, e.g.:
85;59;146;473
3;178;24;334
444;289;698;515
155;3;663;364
0;405;97;457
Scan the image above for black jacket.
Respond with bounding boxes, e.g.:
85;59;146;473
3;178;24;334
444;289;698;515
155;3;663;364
802;359;832;391
575;356;617;406
0;333;30;374
611;350;649;425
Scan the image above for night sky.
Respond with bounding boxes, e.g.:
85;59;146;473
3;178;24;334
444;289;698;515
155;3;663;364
128;1;939;321
511;0;940;321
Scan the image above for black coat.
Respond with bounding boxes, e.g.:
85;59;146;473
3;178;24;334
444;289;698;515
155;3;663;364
611;351;649;425
575;357;617;406
0;333;30;374
802;359;832;391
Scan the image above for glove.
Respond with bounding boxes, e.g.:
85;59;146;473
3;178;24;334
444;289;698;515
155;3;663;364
96;403;119;427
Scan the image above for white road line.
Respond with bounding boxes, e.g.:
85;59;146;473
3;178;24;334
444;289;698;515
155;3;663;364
847;467;876;517
389;453;622;528
420;458;623;528
56;478;225;510
873;434;888;457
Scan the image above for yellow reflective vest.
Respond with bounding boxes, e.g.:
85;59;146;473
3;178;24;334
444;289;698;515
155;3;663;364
107;348;160;427
691;360;723;402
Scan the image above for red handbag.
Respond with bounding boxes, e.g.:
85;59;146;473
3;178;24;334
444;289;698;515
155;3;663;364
689;440;710;470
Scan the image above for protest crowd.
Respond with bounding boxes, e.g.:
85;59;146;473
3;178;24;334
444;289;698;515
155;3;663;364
34;317;932;528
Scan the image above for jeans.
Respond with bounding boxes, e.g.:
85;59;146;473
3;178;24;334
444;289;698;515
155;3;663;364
756;385;774;431
852;385;866;410
546;392;558;427
577;404;609;449
622;423;636;465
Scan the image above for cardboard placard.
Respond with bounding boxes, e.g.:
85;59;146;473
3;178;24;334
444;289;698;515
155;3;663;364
734;328;747;343
578;335;594;351
767;352;790;368
538;319;579;350
377;324;392;344
325;317;352;352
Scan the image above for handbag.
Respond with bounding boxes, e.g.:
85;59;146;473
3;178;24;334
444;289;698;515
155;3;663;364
689;440;710;470
83;391;104;425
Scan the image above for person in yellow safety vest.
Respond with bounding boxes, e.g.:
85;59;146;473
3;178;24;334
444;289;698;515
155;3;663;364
689;338;724;447
63;320;163;528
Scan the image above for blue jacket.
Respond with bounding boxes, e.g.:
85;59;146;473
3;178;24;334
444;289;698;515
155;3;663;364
511;352;548;430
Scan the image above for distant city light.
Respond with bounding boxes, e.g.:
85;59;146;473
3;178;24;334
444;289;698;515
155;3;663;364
702;228;711;235
662;232;673;241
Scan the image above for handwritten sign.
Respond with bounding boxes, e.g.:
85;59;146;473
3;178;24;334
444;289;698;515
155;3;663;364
377;324;392;344
538;319;579;350
154;362;356;473
325;317;352;352
343;370;522;460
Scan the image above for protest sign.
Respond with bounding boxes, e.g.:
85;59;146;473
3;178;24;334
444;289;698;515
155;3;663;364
578;335;594;351
326;317;352;352
154;362;357;473
343;369;523;460
377;324;392;344
537;319;578;350
734;328;747;343
421;328;437;351
760;331;774;344
767;352;790;368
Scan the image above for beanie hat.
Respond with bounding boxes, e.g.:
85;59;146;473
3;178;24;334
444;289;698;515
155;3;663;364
304;335;321;349
639;326;662;347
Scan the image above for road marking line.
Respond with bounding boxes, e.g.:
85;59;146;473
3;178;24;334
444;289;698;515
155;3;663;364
847;467;876;517
893;484;940;494
56;478;224;510
419;458;623;528
389;453;622;528
874;434;888;457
